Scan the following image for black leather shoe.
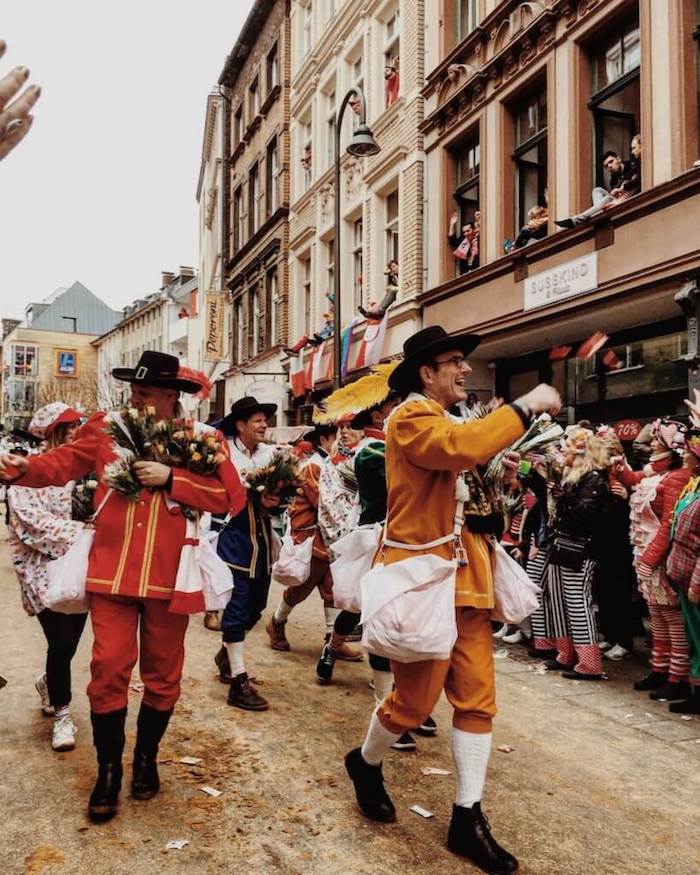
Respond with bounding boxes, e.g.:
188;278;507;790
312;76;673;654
669;688;700;714
131;751;160;800
215;645;233;683
649;681;691;701
447;802;518;874
555;218;575;230
633;671;668;691
316;644;337;685
227;672;269;711
88;762;123;822
344;747;396;823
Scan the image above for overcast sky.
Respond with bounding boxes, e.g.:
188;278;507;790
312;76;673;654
0;1;253;320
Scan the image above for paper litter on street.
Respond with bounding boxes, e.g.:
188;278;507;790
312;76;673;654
166;840;189;850
199;785;222;797
420;767;451;776
409;804;434;818
179;756;203;765
497;744;515;753
493;649;509;659
680;715;693;721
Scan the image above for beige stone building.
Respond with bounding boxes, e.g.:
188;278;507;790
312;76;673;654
1;282;120;429
218;0;292;423
420;0;700;427
286;0;427;419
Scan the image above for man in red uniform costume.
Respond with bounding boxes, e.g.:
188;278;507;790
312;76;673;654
0;352;245;822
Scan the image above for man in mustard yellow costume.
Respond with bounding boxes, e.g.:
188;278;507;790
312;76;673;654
345;326;560;875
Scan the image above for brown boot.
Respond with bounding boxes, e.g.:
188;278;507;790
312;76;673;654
227;673;269;711
265;616;290;652
204;611;221;632
334;641;364;662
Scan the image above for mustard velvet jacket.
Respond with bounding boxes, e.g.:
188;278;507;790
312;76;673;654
384;397;526;609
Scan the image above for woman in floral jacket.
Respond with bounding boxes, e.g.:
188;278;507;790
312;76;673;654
7;403;85;752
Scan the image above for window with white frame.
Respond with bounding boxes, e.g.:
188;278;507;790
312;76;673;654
352;218;363;309
302;257;312;334
302;2;313;58
233;185;244;251
266;137;280;216
266;43;279;93
248;162;261;236
250;285;263;357
234;296;245;364
12;344;37;376
266;267;280;346
383;9;400;109
234;105;244;146
384;189;399;267
325;90;336;168
325;238;335;300
249;76;260;119
301;120;313;191
457;0;479;42
351;55;364;129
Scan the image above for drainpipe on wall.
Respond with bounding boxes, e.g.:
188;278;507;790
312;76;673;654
218;85;232;293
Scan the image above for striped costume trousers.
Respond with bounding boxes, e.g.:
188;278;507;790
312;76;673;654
648;603;689;682
530;551;602;675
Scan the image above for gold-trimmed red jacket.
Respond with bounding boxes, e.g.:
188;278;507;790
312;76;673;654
15;412;246;601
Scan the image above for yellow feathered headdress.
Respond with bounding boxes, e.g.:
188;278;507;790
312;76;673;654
313;362;399;425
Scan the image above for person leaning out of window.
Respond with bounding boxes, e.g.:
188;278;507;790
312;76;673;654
448;211;480;271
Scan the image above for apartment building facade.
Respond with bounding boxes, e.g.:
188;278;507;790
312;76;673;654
219;0;292;423
286;0;426;419
420;0;700;427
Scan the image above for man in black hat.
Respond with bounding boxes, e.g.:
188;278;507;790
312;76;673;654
212;396;279;711
344;327;560;875
0;351;244;823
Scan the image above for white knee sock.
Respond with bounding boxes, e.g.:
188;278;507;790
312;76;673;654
274;599;293;624
54;705;70;720
225;641;246;677
360;710;401;766
372;669;394;708
324;605;340;635
451;728;492;808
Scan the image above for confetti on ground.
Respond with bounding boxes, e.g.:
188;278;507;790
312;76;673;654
421;767;451;776
645;713;654;719
409;805;434;818
624;714;634;720
179;756;203;765
497;745;515;753
494;649;509;659
166;840;190;851
680;715;693;721
129;682;145;693
199;786;222;798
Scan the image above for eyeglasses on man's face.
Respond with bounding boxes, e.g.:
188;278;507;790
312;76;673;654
433;355;469;369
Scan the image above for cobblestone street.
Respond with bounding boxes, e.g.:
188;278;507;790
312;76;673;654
1;530;699;875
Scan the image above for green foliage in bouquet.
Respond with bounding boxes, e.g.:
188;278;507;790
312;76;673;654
244;450;305;505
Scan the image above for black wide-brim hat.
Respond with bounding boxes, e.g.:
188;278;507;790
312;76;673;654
217;396;277;436
112;351;202;394
388;326;481;393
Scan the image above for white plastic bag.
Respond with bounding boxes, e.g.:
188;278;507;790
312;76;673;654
491;540;540;625
43;525;92;614
272;533;314;588
330;523;382;613
200;536;233;611
361;554;457;663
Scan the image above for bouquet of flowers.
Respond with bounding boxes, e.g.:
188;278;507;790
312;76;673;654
483;414;565;505
102;407;226;517
244;450;305;506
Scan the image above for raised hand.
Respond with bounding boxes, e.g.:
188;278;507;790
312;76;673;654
0;40;41;161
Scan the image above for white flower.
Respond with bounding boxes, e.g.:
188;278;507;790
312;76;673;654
256;485;265;492
87;479;98;490
128;408;139;419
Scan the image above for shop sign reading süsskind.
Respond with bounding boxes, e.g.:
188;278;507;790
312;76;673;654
523;253;598;312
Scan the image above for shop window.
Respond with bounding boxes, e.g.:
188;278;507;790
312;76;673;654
266;43;279;93
248;163;261;237
457;0;479;43
12;344;37;376
512;86;547;230
383;10;400;109
249;76;260;120
234;105;243;146
233;185;243;252
384;190;399;266
266;137;280;216
266;267;280;347
455;131;480;227
326;90;336;168
589;19;641;187
352;218;363;310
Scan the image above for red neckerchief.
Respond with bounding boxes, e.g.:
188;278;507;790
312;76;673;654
363;427;386;441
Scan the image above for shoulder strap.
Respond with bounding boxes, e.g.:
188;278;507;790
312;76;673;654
91;488;113;521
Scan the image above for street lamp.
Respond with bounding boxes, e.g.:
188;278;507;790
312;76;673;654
333;87;380;389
